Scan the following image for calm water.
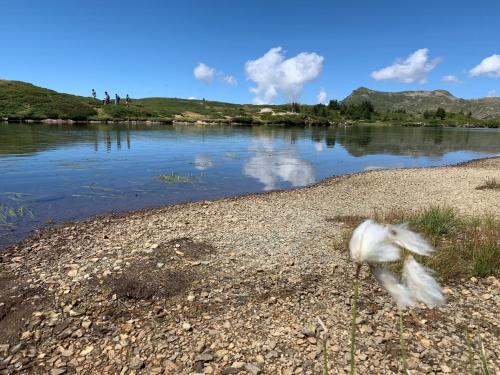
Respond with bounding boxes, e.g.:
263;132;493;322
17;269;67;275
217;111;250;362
1;123;499;248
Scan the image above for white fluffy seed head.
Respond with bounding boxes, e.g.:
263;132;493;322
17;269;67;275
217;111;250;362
349;219;401;264
403;256;445;307
372;267;416;308
388;224;434;256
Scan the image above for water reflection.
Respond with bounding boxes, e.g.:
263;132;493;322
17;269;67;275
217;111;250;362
194;155;213;170
0;122;499;248
244;138;315;191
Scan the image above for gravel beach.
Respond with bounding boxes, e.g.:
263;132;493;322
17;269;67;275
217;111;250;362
1;157;499;374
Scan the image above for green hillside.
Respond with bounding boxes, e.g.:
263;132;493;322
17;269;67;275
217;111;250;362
0;80;97;120
343;87;500;119
1;80;499;127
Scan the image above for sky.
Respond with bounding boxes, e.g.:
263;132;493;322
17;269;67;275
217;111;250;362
1;0;499;104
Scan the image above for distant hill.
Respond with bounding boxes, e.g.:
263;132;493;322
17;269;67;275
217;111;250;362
1;79;499;125
0;80;97;120
343;87;500;119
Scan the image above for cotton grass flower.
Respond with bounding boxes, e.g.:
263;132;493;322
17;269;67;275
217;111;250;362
348;219;445;374
372;267;415;308
403;255;445;307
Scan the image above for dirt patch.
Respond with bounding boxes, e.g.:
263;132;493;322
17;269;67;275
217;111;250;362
107;268;192;300
0;273;48;344
163;237;215;259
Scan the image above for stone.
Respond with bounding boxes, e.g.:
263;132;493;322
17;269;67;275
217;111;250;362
195;353;213;362
182;322;192;331
67;270;78;277
80;345;94;356
130;356;144;370
244;363;261;375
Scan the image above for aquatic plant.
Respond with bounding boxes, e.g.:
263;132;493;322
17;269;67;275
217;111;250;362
348;219;444;374
158;173;194;184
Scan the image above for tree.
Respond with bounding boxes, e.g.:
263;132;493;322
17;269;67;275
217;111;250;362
328;100;340;110
435;107;446;120
289;102;300;113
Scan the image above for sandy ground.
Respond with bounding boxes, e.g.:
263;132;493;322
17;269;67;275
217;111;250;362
1;157;499;374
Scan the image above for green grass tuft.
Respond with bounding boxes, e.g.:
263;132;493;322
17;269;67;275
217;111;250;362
343;206;499;280
476;177;500;191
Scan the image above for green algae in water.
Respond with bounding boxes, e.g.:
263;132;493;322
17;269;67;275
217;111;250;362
158;173;194;184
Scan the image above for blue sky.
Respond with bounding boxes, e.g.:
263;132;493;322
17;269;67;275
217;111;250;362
1;0;499;103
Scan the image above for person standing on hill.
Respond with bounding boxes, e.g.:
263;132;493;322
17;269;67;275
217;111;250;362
91;89;96;100
104;91;110;105
115;94;120;105
125;94;130;107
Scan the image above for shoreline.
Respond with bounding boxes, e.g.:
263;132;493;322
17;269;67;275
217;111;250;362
3;155;499;254
0;157;499;373
2;118;498;128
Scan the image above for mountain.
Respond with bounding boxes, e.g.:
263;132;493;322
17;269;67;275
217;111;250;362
0;80;97;120
343;87;500;119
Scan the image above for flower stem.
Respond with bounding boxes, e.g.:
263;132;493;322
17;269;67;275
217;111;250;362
350;263;361;375
399;309;407;373
478;333;490;375
465;331;476;375
323;338;329;375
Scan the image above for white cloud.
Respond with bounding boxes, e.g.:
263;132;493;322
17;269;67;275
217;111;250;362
317;88;327;104
194;63;237;86
371;48;441;84
243;138;315;190
187;96;197;100
470;54;500;77
221;74;238;86
487;89;497;97
441;75;461;83
194;63;215;83
245;47;324;104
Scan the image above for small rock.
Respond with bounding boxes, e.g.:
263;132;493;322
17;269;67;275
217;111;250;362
182;322;192;331
231;361;245;368
195;353;214;362
130;356;144;370
80;345;94;356
244;363;261;375
67;269;78;277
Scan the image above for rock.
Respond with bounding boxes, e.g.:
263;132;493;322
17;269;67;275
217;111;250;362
195;353;213;362
302;325;316;337
130;356;144;370
67;270;78;277
231;361;245;369
244;363;261;375
80;345;94;356
50;369;67;375
182;322;192;331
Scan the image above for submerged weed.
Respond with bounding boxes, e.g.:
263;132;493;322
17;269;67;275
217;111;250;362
158;173;194;184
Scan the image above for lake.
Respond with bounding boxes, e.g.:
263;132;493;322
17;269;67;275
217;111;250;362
1;123;499;248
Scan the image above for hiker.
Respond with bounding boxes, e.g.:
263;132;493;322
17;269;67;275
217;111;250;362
91;89;96;100
115;94;120;105
104;91;110;105
125;94;130;107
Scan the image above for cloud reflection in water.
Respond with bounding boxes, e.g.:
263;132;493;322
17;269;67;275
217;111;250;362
243;139;315;191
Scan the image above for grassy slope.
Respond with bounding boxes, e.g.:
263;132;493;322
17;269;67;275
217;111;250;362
344;87;500;119
1;80;499;127
0;80;97;120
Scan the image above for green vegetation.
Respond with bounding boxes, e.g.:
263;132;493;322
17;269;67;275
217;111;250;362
158;173;194;183
375;207;500;280
0;80;96;120
2;79;500;127
476;177;500;191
